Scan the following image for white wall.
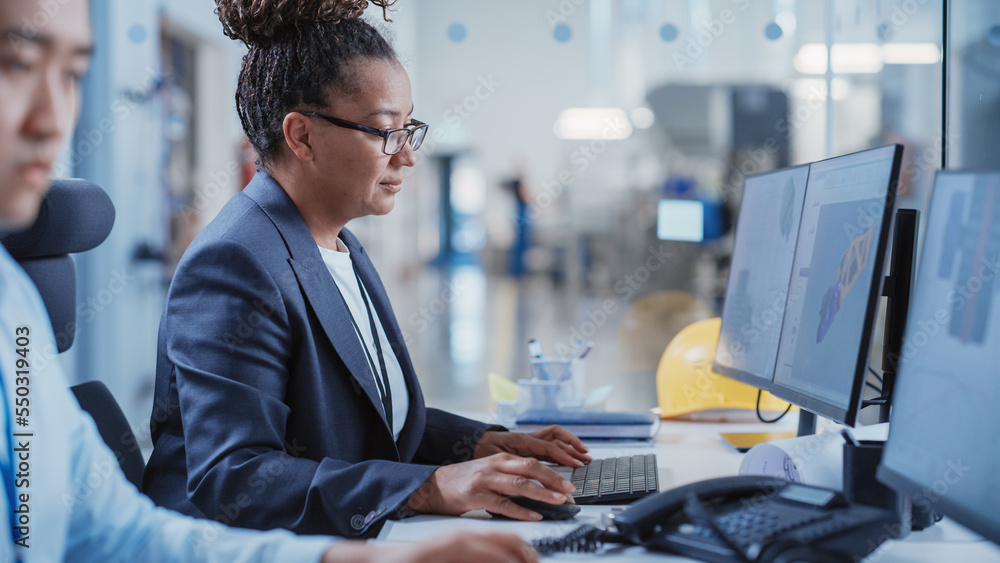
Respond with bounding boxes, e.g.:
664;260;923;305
72;0;247;438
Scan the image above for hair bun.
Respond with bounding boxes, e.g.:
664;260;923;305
216;0;395;45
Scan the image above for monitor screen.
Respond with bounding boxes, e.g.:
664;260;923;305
657;199;704;242
879;171;1000;546
770;145;902;424
714;165;809;387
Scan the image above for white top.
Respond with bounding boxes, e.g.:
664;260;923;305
0;246;337;562
318;239;409;441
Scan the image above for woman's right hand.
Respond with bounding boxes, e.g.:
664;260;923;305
322;531;537;563
404;453;576;520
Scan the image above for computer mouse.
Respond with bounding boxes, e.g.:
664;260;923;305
498;496;581;521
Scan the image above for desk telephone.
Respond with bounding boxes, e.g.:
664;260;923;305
534;475;902;562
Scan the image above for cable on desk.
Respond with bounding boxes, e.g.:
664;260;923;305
755;390;792;423
531;525;625;556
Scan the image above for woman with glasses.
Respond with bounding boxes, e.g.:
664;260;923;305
143;0;590;539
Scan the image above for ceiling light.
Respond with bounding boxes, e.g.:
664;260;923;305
554;108;633;140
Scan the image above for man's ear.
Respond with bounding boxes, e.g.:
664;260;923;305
283;112;316;162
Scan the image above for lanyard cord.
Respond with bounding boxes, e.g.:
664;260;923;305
337;265;394;432
0;372;21;561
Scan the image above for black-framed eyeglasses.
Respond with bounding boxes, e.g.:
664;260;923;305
301;112;428;156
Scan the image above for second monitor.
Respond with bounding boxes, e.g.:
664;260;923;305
770;144;904;426
715;164;809;389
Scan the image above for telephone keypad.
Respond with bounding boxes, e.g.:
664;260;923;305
714;507;832;550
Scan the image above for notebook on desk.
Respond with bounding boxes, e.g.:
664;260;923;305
515;409;661;439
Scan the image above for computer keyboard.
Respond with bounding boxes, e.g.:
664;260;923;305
570;454;659;504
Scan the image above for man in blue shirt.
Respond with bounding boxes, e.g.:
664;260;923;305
0;1;536;561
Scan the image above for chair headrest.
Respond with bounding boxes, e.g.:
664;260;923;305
20;256;76;352
1;179;115;259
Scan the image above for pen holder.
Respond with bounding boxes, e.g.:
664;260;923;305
516;379;562;412
521;357;586;410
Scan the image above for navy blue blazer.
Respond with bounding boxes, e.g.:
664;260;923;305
144;170;496;538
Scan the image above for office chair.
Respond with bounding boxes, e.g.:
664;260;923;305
0;179;143;490
70;381;144;490
1;179;115;351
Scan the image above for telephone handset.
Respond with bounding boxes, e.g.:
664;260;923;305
534;475;902;563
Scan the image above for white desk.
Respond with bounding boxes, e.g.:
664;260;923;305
378;414;1000;561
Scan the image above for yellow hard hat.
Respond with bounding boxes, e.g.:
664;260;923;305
618;291;713;373
656;317;793;418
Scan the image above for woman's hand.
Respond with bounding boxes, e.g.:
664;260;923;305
474;426;591;467
322;531;537;563
405;453;576;520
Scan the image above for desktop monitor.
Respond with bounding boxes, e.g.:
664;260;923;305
656;199;704;242
769;145;903;425
714;165;810;389
878;171;1000;546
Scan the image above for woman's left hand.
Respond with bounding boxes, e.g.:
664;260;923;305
474;425;592;467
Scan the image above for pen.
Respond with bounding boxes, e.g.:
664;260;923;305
557;341;593;381
528;339;550;380
556;362;574;382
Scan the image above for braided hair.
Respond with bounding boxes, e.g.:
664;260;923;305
215;0;399;167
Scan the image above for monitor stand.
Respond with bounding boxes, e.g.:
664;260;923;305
872;208;918;423
797;409;817;436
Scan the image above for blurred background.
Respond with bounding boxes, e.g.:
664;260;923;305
56;0;999;453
